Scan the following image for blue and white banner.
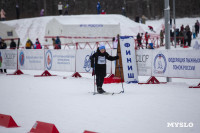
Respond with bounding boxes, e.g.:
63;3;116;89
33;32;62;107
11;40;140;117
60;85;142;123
120;36;138;83
167;50;200;78
45;50;76;72
18;50;44;70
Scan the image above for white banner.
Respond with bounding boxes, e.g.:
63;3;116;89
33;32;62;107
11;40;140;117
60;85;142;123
167;50;200;78
0;50;17;69
45;50;76;72
136;50;153;76
152;50;168;77
18;50;44;70
76;49;95;73
120;36;138;83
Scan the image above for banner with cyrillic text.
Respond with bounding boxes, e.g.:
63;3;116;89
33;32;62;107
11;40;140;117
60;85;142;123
136;50;153;76
18;50;44;70
120;36;138;83
167;50;200;78
0;50;17;69
45;50;76;72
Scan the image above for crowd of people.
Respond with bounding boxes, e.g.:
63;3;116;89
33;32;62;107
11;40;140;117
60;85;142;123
136;20;200;49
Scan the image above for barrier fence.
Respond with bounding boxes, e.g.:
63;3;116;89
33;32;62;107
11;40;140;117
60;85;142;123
0;49;200;79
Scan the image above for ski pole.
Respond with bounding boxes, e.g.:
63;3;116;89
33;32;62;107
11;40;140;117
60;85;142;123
93;59;96;95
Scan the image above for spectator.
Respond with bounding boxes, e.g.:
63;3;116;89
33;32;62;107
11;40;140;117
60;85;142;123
58;2;63;15
55;36;61;49
52;38;56;49
0;39;7;73
160;30;164;46
170;30;174;45
180;25;184;32
192;25;196;39
35;38;42;49
97;1;101;14
145;32;150;49
10;39;16;49
16;4;20;19
186;29;192;47
64;4;69;15
122;6;126;16
137;33;143;49
0;9;6;21
183;29;188;46
148;43;154;49
40;9;44;16
112;37;118;49
101;9;106;14
195;20;199;37
25;39;33;49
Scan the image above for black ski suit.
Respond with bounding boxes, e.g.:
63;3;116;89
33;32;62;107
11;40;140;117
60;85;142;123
90;48;119;88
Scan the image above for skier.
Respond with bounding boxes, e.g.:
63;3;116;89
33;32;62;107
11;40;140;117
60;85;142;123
90;43;119;94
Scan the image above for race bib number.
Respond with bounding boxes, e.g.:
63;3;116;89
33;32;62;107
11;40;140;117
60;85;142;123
98;56;106;64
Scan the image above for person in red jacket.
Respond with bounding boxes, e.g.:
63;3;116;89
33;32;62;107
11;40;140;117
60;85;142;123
35;38;42;49
145;32;150;49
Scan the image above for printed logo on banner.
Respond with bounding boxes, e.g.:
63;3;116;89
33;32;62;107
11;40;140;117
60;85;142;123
83;52;95;72
0;52;2;67
83;55;91;72
45;50;52;70
19;51;25;66
154;53;167;74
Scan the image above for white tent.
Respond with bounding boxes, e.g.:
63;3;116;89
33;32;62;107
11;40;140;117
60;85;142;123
0;22;19;46
0;22;19;39
45;18;120;45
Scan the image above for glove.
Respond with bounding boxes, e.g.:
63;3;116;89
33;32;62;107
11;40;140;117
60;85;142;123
116;55;119;60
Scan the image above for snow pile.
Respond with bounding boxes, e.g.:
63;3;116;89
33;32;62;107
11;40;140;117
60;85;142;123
4;15;151;46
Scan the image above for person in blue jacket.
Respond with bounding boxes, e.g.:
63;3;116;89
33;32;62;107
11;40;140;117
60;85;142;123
97;1;101;14
90;43;119;94
55;36;61;49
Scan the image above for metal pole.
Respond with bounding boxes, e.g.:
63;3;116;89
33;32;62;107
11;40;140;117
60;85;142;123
44;0;47;15
173;0;176;48
164;0;171;82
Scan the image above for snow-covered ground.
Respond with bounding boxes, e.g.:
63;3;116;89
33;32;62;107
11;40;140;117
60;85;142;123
0;15;200;133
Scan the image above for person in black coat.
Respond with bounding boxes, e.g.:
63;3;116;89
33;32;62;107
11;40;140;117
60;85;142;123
90;43;119;94
10;39;16;49
0;39;7;73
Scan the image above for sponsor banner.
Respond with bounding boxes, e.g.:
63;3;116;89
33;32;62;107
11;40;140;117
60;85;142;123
152;50;168;77
120;36;138;83
18;50;44;70
76;49;95;73
76;49;114;74
0;50;17;69
167;50;200;78
45;50;75;72
136;50;153;76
